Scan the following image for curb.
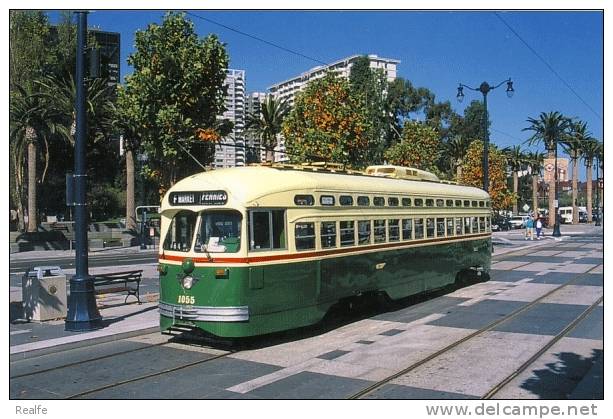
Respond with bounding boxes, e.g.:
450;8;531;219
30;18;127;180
10;325;160;361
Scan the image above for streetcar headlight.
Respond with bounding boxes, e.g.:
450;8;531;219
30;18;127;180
182;275;194;289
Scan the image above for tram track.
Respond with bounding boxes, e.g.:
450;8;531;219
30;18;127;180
348;264;602;399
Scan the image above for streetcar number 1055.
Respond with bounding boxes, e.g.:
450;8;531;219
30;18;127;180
178;295;195;305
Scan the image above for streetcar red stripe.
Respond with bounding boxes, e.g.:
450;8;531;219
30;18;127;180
159;233;491;264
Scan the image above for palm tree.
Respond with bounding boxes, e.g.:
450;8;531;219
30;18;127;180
503;145;527;215
525;151;545;217
581;139;600;223
561;121;592;224
245;96;290;163
10;83;65;232
443;135;471;181
523;111;572;227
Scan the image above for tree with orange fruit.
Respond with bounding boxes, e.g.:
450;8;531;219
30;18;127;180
282;72;372;168
460;140;516;210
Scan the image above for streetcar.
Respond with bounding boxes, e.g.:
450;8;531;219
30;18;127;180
158;163;492;338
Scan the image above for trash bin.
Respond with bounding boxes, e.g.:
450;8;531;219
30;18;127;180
22;266;67;321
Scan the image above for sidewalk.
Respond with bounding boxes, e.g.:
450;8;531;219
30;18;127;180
9;245;158;261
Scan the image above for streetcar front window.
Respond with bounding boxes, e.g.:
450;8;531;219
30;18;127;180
163;210;197;252
194;211;242;253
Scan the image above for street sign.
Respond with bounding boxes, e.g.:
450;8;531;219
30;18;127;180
522;204;530;212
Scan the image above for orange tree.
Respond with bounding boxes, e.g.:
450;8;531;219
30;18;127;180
459;140;515;210
384;120;440;171
282;72;371;167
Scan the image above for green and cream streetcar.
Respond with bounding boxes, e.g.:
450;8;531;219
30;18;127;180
158;163;491;337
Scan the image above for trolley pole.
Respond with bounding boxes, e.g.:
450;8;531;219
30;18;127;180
65;11;102;332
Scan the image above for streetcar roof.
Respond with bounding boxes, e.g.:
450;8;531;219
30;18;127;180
161;165;489;209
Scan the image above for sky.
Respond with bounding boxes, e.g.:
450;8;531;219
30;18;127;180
48;9;603;173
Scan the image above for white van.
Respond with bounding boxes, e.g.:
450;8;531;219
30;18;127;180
558;206;587;224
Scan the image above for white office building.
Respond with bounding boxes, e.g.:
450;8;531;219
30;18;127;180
213;69;246;168
268;54;400;107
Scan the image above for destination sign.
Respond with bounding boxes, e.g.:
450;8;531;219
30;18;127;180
169;190;228;206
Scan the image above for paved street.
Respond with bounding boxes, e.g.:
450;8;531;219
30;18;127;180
9;224;602;399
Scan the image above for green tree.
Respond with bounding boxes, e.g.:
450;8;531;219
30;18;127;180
384;121;440;171
282;72;371;167
245;96;290;163
443;135;472;181
503;145;528;215
523;111;572;226
561;120;592;224
581;139;600;222
385;77;434;146
120;12;230;194
349;56;388;163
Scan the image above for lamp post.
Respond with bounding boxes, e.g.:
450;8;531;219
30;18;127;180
65;11;102;332
595;155;601;226
552;141;562;237
457;78;514;192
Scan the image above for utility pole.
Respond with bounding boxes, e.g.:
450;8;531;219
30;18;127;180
65;11;102;332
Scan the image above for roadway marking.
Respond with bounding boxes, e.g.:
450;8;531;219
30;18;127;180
10;329;32;336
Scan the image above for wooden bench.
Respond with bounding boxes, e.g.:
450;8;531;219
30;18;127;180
92;270;143;304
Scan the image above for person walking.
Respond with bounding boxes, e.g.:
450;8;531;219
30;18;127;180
525;217;534;240
535;217;543;239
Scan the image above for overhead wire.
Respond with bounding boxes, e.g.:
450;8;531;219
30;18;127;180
493;12;602;121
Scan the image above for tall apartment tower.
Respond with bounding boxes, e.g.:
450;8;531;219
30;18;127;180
268;54;400;107
213;69;246;169
245;92;267;163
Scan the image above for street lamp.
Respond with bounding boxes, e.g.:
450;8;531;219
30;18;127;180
595;154;602;226
456;78;514;192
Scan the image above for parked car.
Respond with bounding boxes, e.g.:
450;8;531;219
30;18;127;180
492;214;511;231
509;215;528;229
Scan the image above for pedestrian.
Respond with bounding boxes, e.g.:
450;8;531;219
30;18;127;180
535;217;543;239
525;217;534;240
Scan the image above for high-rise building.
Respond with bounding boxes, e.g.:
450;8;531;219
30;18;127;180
213;69;246;169
268;54;400;107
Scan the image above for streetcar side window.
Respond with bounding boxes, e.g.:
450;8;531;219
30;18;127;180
485;216;491;232
464;217;471;234
472;200;478;207
426;218;435;238
479;201;485;208
414;218;424;239
358;220;371;245
426;199;434;207
464;200;470;207
388;197;399;207
321;221;337;249
455;200;462;207
402;219;413;240
249;209;286;251
340;221;355;247
446;218;455;236
295;222;315;251
472;216;478;232
479;217;485;232
402;197;412;207
163;210;197;252
294;195;314;206
446;199;454;207
357;196;370;206
389;219;400;241
436;218;445;237
374;219;386;243
340;195;354;206
436;199;444;207
415;198;423;207
374;197;385;207
455;217;463;235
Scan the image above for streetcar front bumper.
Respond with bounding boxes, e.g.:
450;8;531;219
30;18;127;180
159;302;249;322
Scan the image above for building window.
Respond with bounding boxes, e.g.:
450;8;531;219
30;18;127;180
295;222;316;250
374;220;386;243
340;221;355;247
389;219;400;241
358;220;371;245
321;221;337;248
339;195;354;206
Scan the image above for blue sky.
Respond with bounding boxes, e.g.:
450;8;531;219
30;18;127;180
51;10;603;172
